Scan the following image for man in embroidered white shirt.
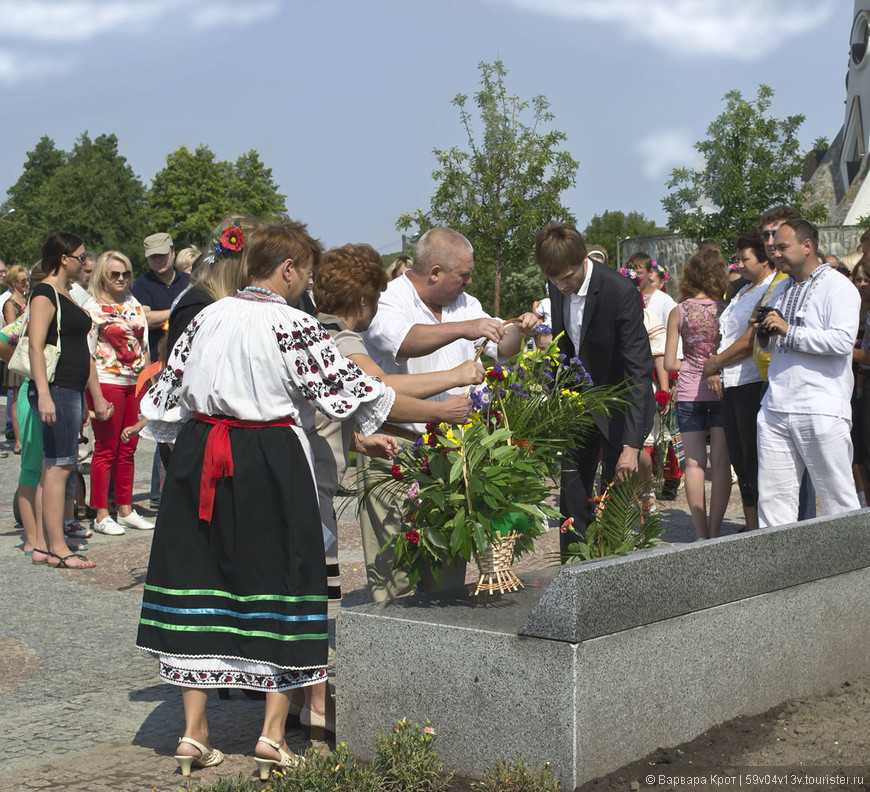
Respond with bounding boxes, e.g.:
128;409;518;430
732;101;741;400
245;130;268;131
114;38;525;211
756;218;860;527
361;227;539;599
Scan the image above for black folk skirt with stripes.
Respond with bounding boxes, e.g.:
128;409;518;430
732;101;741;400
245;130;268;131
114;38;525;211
136;418;328;685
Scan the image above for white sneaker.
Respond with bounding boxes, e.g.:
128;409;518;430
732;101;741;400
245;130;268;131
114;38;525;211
116;510;155;531
93;516;125;535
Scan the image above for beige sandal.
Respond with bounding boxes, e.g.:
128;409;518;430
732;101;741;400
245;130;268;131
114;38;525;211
174;736;224;776
254;735;302;779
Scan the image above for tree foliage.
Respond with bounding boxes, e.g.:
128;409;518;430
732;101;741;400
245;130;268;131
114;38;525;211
582;210;667;267
0;136;287;270
662;84;827;248
147;145;286;249
398;60;578;318
1;133;147;267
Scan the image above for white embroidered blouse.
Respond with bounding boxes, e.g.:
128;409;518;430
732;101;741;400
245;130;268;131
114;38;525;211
140;292;395;443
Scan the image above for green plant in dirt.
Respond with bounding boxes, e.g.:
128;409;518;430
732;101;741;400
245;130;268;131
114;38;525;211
471;757;561;792
184;774;260;792
363;336;625;585
562;477;663;562
273;742;385;792
374;718;453;792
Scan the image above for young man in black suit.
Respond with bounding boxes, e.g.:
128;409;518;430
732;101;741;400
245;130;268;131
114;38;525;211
534;223;655;554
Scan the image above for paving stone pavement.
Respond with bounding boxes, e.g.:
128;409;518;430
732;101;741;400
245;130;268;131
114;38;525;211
0;398;749;791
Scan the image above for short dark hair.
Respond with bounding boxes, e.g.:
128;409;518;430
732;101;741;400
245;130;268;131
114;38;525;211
735;231;769;265
781;218;819;251
760;205;800;228
625;251;652;271
534;222;587;277
41;231;83;276
246;220;322;281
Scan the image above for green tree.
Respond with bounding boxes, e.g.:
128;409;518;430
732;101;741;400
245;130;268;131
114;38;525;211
582;210;667;267
147;145;287;249
1;133;147;267
0;136;66;264
227;150;286;221
147;145;234;249
662;84;827;248
397;59;578;318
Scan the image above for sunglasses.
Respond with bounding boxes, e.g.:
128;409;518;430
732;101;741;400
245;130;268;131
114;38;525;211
65;252;88;263
107;271;132;280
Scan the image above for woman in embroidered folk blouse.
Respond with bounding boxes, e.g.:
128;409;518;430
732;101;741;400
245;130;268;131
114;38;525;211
84;251;153;535
136;221;404;777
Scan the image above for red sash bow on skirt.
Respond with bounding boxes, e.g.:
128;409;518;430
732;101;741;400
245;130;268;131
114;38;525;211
194;413;296;522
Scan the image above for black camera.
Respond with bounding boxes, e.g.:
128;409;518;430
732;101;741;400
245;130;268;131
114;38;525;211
755;306;783;343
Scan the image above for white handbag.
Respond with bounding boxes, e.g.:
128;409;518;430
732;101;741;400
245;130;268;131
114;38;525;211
8;286;62;382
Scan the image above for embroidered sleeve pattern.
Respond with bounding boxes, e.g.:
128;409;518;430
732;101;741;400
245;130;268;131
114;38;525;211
140;314;201;443
273;314;389;426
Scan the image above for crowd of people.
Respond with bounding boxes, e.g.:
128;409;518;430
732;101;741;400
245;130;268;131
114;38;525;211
0;203;864;776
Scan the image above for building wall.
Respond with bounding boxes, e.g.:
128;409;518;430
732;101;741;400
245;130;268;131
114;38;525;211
622;227;864;295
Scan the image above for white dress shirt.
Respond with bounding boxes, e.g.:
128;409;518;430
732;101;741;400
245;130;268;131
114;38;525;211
563;258;594;353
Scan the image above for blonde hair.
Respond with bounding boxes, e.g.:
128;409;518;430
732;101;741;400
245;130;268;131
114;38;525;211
192;215;261;302
90;251;133;299
5;265;28;290
175;246;200;274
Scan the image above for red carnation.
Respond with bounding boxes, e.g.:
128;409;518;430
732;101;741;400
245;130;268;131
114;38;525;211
391;464;404;481
405;530;420;545
486;368;506;381
668;371;679;381
220;226;245;252
654;390;670;406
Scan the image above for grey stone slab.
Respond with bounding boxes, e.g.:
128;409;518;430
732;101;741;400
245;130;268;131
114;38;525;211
573;568;870;784
337;565;870;790
336;604;578;778
523;511;870;642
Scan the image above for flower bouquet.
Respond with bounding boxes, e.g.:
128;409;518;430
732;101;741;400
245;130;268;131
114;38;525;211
364;336;626;594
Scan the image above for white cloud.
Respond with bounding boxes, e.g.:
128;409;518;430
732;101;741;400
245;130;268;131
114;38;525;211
189;0;281;30
495;0;835;59
0;47;73;85
635;129;696;179
0;0;281;84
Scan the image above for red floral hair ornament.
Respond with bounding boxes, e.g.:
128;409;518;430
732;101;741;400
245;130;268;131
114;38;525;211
212;226;245;261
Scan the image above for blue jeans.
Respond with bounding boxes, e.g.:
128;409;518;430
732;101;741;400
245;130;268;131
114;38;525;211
29;385;83;467
675;400;724;433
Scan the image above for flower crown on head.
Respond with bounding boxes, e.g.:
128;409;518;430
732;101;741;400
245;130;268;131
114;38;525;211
650;260;670;281
617;267;639;280
212;226;245;262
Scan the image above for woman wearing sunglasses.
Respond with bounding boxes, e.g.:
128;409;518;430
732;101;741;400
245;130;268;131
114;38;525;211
29;232;113;569
83;251;154;535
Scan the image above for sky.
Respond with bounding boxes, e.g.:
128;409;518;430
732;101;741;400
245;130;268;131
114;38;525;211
0;0;855;254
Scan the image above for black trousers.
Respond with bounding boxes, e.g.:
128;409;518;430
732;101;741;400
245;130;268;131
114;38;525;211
559;429;620;554
722;381;764;507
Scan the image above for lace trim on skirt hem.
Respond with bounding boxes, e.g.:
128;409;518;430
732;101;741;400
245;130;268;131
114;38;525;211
157;658;326;692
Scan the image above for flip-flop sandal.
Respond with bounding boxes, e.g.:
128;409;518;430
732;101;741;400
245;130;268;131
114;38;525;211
50;553;95;570
65;541;88;552
31;549;58;566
